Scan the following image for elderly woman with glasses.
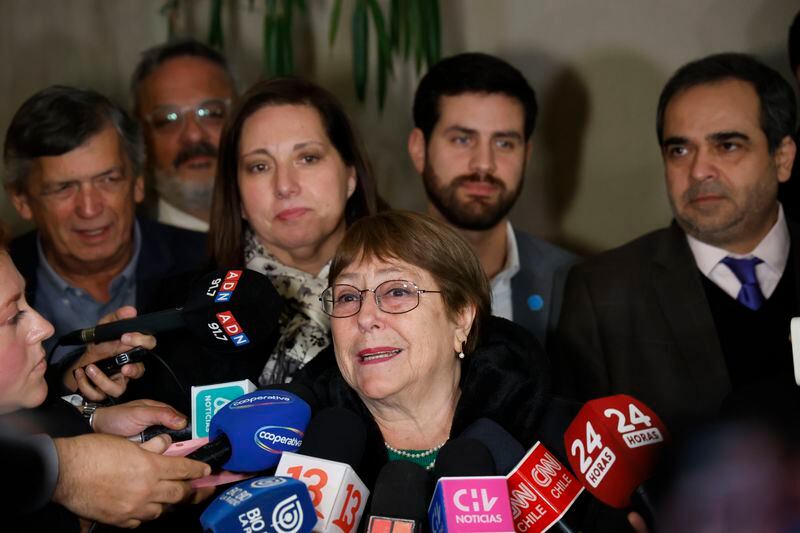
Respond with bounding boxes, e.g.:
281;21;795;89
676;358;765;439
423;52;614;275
295;210;573;483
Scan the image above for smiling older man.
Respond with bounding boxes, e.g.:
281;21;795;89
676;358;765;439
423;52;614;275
4;86;206;362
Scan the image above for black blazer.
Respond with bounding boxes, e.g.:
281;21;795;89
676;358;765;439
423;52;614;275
553;221;800;427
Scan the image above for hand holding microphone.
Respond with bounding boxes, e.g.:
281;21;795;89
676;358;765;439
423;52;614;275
58;269;283;352
187;388;312;472
90;399;189;439
63;305;153;400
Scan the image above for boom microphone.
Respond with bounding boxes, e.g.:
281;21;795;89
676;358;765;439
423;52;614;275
275;408;370;533
200;476;316;533
187;389;312;472
59;269;283;352
564;394;668;521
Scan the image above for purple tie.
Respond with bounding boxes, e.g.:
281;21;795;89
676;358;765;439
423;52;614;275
720;256;765;310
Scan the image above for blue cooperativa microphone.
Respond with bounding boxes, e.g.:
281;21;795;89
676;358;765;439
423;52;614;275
187;389;312;472
200;476;316;533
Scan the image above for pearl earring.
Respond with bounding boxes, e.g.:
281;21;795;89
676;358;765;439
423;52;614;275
458;351;465;359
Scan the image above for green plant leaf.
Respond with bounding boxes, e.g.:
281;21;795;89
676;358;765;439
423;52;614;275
414;0;424;73
329;0;343;46
208;0;224;48
367;0;391;109
283;0;294;74
428;0;441;65
389;0;400;52
352;0;369;101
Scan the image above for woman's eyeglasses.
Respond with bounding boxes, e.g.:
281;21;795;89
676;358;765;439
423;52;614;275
320;280;441;318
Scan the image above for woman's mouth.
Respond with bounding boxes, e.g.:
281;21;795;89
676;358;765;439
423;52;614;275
357;347;402;364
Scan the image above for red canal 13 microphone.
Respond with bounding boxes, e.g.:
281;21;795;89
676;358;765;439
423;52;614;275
563;394;668;510
275;408;369;533
58;269;283;352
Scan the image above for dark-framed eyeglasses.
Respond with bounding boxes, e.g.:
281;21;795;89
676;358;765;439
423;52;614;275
143;98;231;132
319;280;441;318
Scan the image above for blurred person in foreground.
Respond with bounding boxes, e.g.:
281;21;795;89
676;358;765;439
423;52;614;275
0;223;211;530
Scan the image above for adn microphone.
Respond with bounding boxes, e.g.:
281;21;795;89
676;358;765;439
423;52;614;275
59;269;283;351
200;476;316;533
366;461;430;533
506;442;583;533
564;394;668;522
187;389;312;472
275;408;369;533
428;438;515;533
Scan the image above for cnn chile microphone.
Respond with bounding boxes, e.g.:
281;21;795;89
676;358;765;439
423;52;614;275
59;269;283;351
187;389;312;472
506;442;582;533
563;394;668;520
275;408;369;533
428;439;515;533
201;476;316;533
459;418;582;533
366;461;431;533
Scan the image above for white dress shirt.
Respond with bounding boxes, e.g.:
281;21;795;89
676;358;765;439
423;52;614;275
157;197;209;232
490;222;521;321
686;205;789;300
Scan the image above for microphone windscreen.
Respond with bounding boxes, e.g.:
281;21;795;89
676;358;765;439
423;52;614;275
267;382;319;413
433;438;496;479
297;407;367;468
370;460;430;521
182;269;284;353
209;389;312;472
460;418;526;475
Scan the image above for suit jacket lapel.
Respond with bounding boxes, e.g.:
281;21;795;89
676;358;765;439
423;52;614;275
651;223;731;403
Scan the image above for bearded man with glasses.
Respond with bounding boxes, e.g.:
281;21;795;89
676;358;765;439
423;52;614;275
132;39;237;232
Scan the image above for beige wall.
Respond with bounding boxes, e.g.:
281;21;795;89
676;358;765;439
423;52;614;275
1;0;797;253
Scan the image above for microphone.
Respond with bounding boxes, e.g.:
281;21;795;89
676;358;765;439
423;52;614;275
459;418;583;532
200;476;317;533
187;389;312;472
275;408;370;533
59;269;283;352
428;439;515;533
366;461;430;533
564;394;668;521
433;438;497;477
506;442;583;533
460;418;526;475
191;379;257;439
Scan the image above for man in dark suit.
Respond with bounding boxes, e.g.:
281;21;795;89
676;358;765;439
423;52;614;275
3;86;206;367
408;53;576;346
554;53;798;427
